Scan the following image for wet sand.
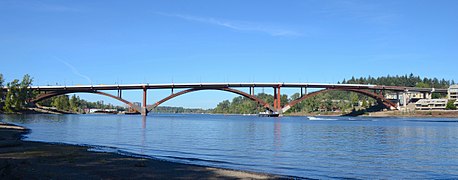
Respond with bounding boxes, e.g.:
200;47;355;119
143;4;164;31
0;122;285;179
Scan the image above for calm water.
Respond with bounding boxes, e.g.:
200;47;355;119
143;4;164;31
2;114;458;179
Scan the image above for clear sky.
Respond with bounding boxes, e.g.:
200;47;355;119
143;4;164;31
1;0;457;109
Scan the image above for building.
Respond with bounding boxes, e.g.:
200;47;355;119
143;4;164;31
385;91;426;105
415;99;448;110
448;85;458;100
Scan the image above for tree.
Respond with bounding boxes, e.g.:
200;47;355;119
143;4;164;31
19;74;33;107
446;100;456;110
214;100;230;114
0;73;4;110
69;94;81;112
350;92;358;107
52;95;70;111
3;79;20;112
362;99;368;108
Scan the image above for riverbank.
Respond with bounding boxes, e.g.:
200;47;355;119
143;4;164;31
286;110;458;118
0;122;283;179
364;110;458;118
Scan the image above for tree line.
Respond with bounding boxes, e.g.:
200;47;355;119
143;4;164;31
341;73;454;88
38;95;127;113
151;106;211;114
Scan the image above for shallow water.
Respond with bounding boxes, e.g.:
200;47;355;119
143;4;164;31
2;114;458;179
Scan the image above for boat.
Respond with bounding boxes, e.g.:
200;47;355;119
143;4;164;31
124;111;141;115
258;111;280;117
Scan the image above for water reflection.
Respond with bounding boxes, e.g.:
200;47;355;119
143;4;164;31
273;118;282;149
141;115;147;153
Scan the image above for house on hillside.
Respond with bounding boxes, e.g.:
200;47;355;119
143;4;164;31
415;99;448;110
449;85;458;100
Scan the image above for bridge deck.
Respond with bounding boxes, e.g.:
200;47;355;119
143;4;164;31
20;83;447;93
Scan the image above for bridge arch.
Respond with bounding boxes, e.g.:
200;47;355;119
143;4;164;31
282;88;397;113
32;90;142;113
147;88;275;112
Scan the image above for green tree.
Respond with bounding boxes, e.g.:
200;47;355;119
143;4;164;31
214;100;230;114
446;100;456;110
3;80;20;112
0;73;4;111
52;95;70;111
69;94;81;112
19;74;33;107
362;99;368;108
350;92;358;107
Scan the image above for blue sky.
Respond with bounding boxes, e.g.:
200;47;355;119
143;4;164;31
1;0;457;108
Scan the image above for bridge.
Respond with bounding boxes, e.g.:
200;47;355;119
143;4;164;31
10;83;447;116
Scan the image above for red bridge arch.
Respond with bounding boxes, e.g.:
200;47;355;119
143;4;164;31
282;88;397;113
147;88;275;112
31;90;142;113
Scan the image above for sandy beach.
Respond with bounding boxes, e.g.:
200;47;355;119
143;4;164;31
0;122;285;179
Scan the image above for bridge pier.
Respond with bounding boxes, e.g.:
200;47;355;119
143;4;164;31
273;87;277;111
273;86;282;113
142;87;148;116
402;91;408;109
300;87;307;97
117;89;122;98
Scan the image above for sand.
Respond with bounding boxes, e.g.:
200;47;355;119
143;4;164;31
0;122;286;179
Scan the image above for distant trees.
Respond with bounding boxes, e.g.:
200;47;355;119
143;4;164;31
39;94;126;113
342;73;453;88
2;74;34;113
152;106;210;114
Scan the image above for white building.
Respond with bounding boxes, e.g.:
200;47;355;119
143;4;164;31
415;99;448;110
385;91;427;105
448;85;458;100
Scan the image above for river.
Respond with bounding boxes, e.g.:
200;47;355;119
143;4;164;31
1;114;458;179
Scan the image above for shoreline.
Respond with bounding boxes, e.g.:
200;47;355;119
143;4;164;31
3;107;458;118
0;122;286;179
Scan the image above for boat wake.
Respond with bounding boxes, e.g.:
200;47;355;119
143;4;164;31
306;116;338;121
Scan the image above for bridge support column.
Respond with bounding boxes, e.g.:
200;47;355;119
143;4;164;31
117;89;122;98
300;87;307;97
277;86;281;111
402;91;407;109
142;87;148;116
273;86;281;113
249;87;255;96
273;87;277;111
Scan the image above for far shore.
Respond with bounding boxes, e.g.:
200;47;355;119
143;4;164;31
0;122;286;179
2;107;458;118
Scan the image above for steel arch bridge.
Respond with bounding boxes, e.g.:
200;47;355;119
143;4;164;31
21;82;446;116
